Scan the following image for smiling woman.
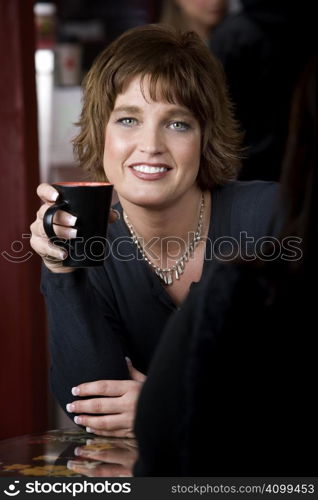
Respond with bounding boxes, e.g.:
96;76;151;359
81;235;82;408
73;24;241;188
30;25;280;450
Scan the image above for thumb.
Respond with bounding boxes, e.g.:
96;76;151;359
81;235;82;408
126;357;146;383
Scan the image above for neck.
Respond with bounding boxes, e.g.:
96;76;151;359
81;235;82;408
120;186;204;246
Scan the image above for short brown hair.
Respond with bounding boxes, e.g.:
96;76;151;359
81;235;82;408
73;24;242;189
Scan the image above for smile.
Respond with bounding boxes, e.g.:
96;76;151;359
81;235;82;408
128;163;171;181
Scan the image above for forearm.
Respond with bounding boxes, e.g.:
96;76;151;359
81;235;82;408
41;266;129;410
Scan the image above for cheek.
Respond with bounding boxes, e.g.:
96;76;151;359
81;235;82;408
180;137;201;169
103;129;115;159
103;129;136;183
103;129;124;168
103;130;117;179
103;128;133;160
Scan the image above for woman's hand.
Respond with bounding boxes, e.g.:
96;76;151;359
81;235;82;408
67;437;138;477
66;360;146;438
30;183;118;273
30;183;75;273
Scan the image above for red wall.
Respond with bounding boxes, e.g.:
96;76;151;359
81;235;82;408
0;0;49;438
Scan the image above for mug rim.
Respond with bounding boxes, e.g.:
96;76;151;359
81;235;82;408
53;182;113;187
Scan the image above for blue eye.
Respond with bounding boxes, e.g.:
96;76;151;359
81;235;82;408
118;117;137;126
169;121;190;131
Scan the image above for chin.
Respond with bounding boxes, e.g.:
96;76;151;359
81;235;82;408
118;190;171;209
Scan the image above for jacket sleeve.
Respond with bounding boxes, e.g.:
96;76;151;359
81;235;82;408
41;265;130;415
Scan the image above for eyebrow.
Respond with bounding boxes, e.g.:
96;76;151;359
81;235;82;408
112;105;195;119
112;106;141;115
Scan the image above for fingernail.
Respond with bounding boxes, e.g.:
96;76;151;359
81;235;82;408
74;447;82;456
66;403;75;413
74;416;82;425
50;191;58;202
67;214;77;226
125;356;131;363
59;251;67;260
69;228;77;239
67;460;75;470
72;387;80;396
86;427;92;433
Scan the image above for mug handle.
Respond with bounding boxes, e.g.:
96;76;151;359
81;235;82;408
43;201;69;240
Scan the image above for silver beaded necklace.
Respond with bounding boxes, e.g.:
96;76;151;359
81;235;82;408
124;193;205;286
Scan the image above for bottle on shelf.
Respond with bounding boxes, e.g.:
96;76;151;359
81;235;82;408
34;2;56;50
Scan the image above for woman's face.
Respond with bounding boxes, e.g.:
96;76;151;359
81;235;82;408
103;75;202;209
175;0;227;28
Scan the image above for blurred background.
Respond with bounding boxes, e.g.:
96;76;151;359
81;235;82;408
0;0;314;439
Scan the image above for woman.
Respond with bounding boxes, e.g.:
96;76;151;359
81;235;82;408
160;0;228;43
30;25;279;440
133;56;318;476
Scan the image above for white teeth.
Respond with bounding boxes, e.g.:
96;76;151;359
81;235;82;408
132;165;168;173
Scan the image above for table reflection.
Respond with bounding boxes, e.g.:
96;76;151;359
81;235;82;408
0;429;137;477
67;438;138;477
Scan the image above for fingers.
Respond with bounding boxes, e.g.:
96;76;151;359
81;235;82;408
33;184;77;242
66;397;123;415
30;234;67;261
84;428;135;439
36;204;77;240
74;413;134;434
72;379;134;398
126;358;147;383
69;379;142;439
37;182;59;203
30;216;70;264
32;215;77;241
37;203;77;227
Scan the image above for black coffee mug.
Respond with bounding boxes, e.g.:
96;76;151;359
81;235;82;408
43;182;113;267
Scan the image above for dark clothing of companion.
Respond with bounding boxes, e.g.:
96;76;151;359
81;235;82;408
41;181;279;415
210;0;314;181
134;260;316;476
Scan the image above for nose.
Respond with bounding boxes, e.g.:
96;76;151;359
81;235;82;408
138;124;165;155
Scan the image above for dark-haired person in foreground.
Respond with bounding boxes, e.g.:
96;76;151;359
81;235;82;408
134;56;317;476
30;25;279;448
